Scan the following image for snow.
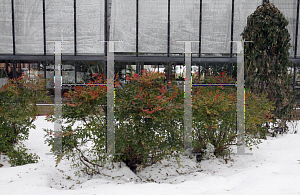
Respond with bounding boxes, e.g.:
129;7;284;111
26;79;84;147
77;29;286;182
1;116;300;195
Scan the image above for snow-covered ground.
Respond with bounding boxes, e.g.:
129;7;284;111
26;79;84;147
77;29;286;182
0;116;300;195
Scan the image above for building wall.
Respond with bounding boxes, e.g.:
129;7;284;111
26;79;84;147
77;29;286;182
0;0;299;56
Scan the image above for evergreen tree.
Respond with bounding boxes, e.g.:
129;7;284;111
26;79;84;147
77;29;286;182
241;2;296;129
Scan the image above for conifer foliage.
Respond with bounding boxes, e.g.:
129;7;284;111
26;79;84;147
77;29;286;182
241;2;296;129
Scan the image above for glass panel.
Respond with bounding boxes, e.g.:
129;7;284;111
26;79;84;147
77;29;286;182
270;0;297;56
170;0;200;54
76;0;104;54
76;61;89;84
139;0;168;53
233;0;261;54
115;62;126;84
62;61;75;85
16;61;45;79
0;62;9;87
14;0;43;54
125;63;136;77
46;61;55;88
45;61;76;88
175;64;185;80
142;62;167;73
0;62;9;78
110;0;136;53
76;61;105;84
130;64;137;74
143;64;152;72
29;62;43;79
201;0;232;54
45;0;74;54
0;0;13;54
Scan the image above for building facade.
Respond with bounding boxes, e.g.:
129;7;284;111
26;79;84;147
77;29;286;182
0;0;299;87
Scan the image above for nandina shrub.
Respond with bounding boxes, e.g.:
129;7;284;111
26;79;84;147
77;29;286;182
114;71;184;172
192;83;236;158
45;72;184;174
192;71;274;159
44;75;109;175
244;92;274;145
0;75;50;166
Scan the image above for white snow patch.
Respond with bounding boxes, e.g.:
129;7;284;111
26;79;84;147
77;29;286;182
0;117;300;195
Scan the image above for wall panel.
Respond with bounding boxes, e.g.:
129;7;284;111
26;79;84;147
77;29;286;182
201;0;232;54
139;0;168;53
233;0;261;54
110;0;136;53
76;0;104;54
0;0;13;54
271;0;297;56
170;0;200;54
14;0;44;54
45;0;74;54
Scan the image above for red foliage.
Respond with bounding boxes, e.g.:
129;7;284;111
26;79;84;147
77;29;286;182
160;85;166;94
123;70;179;118
214;94;220;101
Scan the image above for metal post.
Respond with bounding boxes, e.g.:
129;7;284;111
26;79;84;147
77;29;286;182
44;40;72;156
167;62;170;82
13;60;16;79
136;0;139;57
294;63;296;89
167;0;170;57
100;40;122;154
141;62;144;73
104;0;108;56
54;41;62;155
43;61;46;79
74;0;77;56
107;41;115;154
136;62;140;75
184;42;192;152
43;0;46;56
230;0;234;58
176;41;199;152
294;0;300;58
11;0;15;55
104;0;108;79
74;60;77;83
28;62;31;78
199;0;202;57
198;63;200;79
234;40;252;155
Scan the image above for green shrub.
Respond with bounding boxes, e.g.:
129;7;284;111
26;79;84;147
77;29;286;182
45;71;184;174
245;92;275;146
0;75;50;166
7;144;40;167
192;72;236;158
192;71;274;158
45;70;275;175
44;75;108;175
114;71;184;172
